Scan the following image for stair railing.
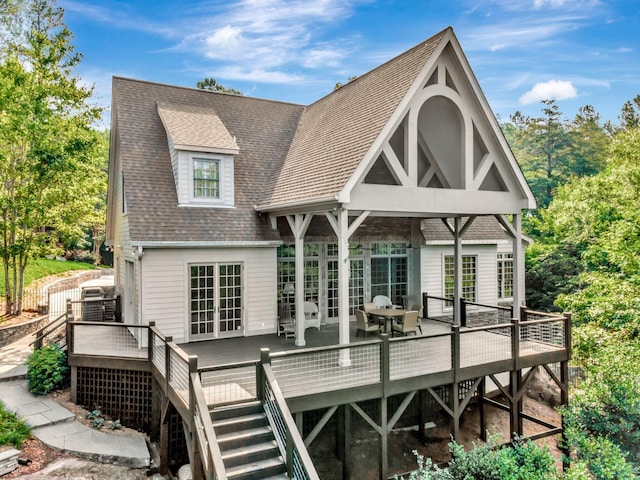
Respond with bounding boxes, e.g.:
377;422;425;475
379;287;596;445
259;348;320;480
190;370;228;480
31;312;67;349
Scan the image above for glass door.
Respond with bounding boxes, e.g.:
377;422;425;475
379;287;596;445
189;263;243;340
218;263;243;338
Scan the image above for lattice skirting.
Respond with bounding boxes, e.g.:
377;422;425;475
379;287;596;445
75;367;153;432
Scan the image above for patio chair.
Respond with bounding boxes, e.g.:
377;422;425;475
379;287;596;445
372;295;402;309
278;303;295;339
355;309;381;338
363;302;386;329
303;301;321;331
391;310;420;337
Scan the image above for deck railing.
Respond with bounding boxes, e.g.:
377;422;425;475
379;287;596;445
422;293;514;327
68;297;571;480
261;349;320;480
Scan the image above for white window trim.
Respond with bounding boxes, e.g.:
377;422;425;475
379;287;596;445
188;152;233;206
442;254;478;311
497;252;514;300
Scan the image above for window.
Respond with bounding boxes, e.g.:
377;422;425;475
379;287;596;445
370;242;408;306
444;255;477;303
193;158;220;198
497;253;514;299
276;244;320;304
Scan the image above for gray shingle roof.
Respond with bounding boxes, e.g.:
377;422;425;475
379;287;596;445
113;27;515;245
113;78;303;243
420;216;510;243
261;29;447;208
157;103;239;153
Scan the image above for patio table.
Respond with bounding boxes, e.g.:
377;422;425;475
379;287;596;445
368;308;405;333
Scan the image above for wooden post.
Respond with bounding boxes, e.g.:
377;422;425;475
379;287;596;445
380;397;388;480
460;298;467;327
66;299;73;355
344;404;351;480
451;326;461;440
259;348;270;401
561;312;572;471
422;292;429;320
164;336;172;394
148;321;155;362
479;377;487;442
418;390;427;443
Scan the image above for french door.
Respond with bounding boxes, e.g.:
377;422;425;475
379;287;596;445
190;263;243;340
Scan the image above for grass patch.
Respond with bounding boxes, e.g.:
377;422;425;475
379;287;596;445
0;402;31;448
0;257;95;289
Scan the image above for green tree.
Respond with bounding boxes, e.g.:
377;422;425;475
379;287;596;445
503;101;608;210
0;0;103;314
196;77;242;95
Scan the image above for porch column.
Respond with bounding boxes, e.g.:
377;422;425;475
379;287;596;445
286;214;313;346
453;217;462;327
337;208;351;364
512;213;523;319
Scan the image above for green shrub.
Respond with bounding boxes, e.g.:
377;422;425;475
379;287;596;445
0;402;31;448
399;438;558;480
27;344;68;395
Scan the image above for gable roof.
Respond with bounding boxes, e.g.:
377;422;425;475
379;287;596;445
157;103;239;154
259;28;448;209
108;26;535;246
421;216;510;243
110;78;303;244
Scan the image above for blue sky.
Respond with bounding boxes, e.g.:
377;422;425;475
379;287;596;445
60;0;639;127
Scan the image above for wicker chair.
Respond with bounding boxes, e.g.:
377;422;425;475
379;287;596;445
303;301;321;331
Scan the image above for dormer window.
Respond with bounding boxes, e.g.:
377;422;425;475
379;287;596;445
188;152;234;206
157;103;239;208
194;158;220;199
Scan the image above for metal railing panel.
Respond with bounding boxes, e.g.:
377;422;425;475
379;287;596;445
270;343;381;398
519;318;566;356
70;322;148;358
151;329;166;376
459;325;513;368
262;364;320;480
389;334;452;380
168;347;190;405
199;364;258;407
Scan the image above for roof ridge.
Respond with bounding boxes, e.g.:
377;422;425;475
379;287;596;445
112;76;305;108
305;26;451;109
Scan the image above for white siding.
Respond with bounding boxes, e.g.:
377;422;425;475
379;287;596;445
420;244;498;316
140;247;277;343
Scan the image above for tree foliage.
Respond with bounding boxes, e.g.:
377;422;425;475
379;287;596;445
0;0;104;314
562;339;640;477
196;77;242;95
503;100;608;209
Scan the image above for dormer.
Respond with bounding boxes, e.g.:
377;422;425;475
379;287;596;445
157;103;239;207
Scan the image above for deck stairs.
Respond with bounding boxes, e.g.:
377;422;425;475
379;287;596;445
211;401;288;480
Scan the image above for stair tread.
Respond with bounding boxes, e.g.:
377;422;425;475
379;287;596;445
222;440;279;460
212;412;266;428
226;456;284;476
210;401;262;419
261;476;289;480
218;425;273;442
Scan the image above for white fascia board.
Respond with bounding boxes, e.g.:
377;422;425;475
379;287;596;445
174;144;239;155
130;240;282;248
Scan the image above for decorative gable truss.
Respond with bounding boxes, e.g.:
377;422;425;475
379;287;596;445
344;32;536;216
157;103;239;208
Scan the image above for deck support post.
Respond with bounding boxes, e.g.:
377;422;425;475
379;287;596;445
380;397;388;480
418;390;427;443
336;404;351;479
509;369;522;438
479;377;487;442
512;213;523;318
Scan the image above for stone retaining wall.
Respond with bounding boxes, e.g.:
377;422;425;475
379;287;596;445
0;314;49;348
47;269;104;293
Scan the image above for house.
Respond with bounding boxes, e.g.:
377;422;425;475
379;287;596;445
106;26;536;348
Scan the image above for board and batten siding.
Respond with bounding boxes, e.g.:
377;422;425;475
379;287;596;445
140;247;277;344
420;244;499;317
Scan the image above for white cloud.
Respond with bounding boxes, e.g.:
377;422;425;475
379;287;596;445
179;0;362;81
519;80;578;104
